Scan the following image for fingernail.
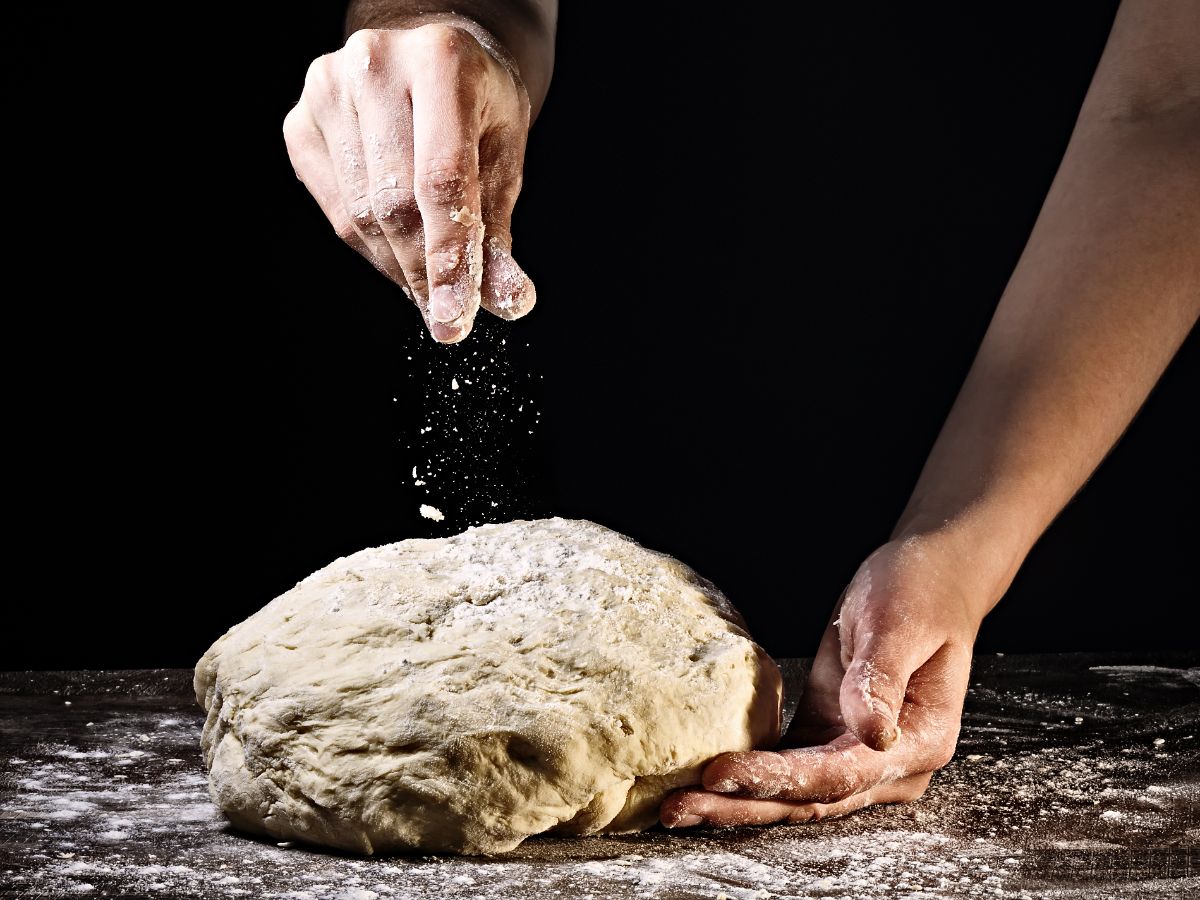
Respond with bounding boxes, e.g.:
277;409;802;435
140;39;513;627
431;320;468;344
709;779;739;794
429;285;462;323
665;813;703;829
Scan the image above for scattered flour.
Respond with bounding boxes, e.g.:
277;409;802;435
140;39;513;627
4;660;1197;899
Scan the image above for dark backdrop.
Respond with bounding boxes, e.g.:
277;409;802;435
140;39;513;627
8;2;1196;670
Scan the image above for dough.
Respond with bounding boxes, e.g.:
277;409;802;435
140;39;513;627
194;518;781;855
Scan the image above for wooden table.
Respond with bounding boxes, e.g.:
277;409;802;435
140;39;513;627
2;653;1197;898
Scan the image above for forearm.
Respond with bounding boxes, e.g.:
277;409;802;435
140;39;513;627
346;0;557;118
894;2;1200;616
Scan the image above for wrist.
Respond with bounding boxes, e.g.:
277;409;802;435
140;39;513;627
890;493;1038;620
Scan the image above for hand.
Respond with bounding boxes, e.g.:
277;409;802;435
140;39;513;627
661;537;979;828
284;23;536;343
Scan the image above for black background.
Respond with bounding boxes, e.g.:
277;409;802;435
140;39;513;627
8;2;1196;671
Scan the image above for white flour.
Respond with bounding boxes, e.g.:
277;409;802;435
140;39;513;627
399;320;544;528
3;661;1197;898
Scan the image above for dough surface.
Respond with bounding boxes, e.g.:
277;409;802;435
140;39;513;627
194;518;781;854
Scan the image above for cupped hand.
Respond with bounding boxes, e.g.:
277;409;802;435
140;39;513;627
284;24;536;343
661;537;980;828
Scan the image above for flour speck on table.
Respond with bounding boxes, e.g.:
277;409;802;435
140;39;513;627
1;655;1197;898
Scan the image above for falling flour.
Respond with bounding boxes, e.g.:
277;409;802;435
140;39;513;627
398;317;546;528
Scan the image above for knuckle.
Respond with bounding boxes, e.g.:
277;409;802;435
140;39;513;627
410;23;486;69
281;106;308;147
343;29;389;77
410;22;457;43
415;158;471;204
303;55;334;94
427;246;465;279
481;172;522;211
282;106;300;136
332;216;358;244
406;270;429;295
372;186;420;228
483;225;513;252
350;204;383;237
343;28;381;55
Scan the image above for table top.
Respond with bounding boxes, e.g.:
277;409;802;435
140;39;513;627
1;652;1197;899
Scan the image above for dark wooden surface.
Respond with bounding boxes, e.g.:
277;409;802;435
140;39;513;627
1;653;1197;899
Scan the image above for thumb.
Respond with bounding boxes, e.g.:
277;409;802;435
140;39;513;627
839;631;940;752
480;226;536;320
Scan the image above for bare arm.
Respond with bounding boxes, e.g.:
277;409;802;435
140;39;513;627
896;0;1200;609
664;0;1199;829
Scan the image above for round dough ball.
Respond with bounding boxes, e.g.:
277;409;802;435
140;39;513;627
194;518;781;855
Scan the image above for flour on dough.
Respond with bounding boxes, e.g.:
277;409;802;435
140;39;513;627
195;518;781;854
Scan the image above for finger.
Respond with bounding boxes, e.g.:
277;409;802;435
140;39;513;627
283;100;402;283
703;644;967;805
701;736;886;804
411;28;490;342
305;52;409;290
661;772;932;829
841;631;972;753
833;561;947;751
350;32;433;321
703;696;952;807
478;126;536;320
839;635;939;753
